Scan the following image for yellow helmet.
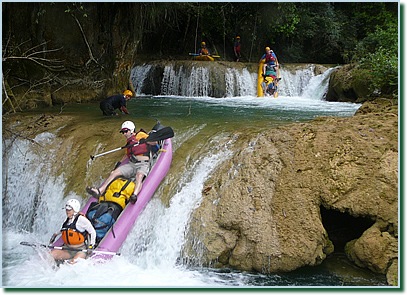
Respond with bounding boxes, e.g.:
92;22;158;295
201;41;206;46
236;36;240;39
123;90;133;97
265;47;270;51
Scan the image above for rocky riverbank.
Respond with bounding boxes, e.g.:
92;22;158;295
182;98;398;285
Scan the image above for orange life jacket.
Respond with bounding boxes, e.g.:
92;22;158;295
61;214;87;246
200;48;209;55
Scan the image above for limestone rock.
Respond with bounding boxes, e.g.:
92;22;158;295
183;99;398;285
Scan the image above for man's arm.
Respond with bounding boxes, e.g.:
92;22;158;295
120;105;129;114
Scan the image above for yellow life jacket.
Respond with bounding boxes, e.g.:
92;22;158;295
99;178;135;209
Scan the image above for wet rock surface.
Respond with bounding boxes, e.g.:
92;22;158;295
183;98;398;285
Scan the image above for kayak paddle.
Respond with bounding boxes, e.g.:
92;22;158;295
20;241;120;256
90;126;174;160
189;53;220;58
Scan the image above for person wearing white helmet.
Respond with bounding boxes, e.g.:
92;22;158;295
86;120;157;203
99;89;133;116
49;199;96;264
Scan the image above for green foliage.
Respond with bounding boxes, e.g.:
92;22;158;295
359;47;398;97
65;3;89;18
352;22;398;97
352;22;398;61
3;1;400;107
274;3;300;37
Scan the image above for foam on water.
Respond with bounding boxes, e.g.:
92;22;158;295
3;142;234;287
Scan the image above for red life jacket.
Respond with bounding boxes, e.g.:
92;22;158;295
265;53;275;63
126;132;150;158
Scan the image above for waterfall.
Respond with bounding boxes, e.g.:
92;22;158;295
130;64;153;95
184;66;211;97
301;67;336;100
278;65;336;99
2;133;81;238
2;127;234;286
121;148;232;269
131;62;335;99
225;68;257;97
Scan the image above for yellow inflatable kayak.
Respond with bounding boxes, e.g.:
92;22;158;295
193;55;215;61
189;53;220;61
257;59;281;98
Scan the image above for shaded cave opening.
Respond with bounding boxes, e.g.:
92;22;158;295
320;206;375;252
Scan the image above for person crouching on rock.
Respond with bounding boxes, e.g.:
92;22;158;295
99;90;133;116
49;199;96;264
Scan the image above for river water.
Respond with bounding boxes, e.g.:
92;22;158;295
2;65;391;289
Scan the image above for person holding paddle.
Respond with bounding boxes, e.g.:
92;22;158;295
49;199;96;264
86;120;157;202
198;41;211;56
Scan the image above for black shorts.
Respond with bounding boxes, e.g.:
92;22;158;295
100;102;116;116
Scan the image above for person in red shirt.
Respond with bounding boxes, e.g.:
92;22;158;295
234;36;241;62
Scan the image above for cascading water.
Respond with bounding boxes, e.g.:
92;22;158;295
224;68;257;97
2;126;236;287
130;64;153;95
130;62;335;99
2;133;76;236
2;65;378;287
121;145;233;270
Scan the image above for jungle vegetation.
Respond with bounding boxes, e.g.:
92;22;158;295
2;2;399;113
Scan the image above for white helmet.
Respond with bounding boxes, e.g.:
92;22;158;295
120;121;135;133
65;199;81;213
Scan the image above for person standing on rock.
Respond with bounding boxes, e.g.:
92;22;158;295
99;90;133;116
233;36;241;62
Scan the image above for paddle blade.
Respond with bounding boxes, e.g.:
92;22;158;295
146;126;174;142
152;121;164;131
